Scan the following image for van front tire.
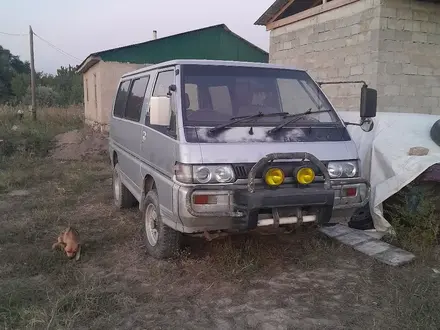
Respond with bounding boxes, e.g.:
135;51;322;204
142;190;181;259
113;164;136;209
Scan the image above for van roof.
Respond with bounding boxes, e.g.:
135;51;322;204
121;59;303;78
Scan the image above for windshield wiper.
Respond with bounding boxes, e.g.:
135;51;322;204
267;109;332;135
208;112;289;135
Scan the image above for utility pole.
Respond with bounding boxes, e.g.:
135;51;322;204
29;25;36;120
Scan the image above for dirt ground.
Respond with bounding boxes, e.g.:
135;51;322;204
51;129;108;161
1;130;440;330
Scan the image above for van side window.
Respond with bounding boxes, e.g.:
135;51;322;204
113;80;131;118
125;76;150;122
147;70;177;139
153;70;174;97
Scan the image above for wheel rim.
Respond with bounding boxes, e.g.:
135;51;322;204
113;170;120;201
145;203;159;246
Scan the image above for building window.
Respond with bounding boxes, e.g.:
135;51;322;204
93;73;98;109
85;79;89;102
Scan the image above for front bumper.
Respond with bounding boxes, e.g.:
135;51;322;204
233;186;335;211
176;152;370;233
177;181;369;233
233;185;335;230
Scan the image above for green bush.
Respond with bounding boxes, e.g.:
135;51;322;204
23;86;60;108
384;182;440;253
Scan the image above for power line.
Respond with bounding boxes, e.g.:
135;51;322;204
33;31;81;61
0;29;81;62
0;31;27;37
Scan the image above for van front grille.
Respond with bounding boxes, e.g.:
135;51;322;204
233;165;248;179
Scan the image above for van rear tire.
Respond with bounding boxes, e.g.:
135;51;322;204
113;164;136;209
142;190;181;259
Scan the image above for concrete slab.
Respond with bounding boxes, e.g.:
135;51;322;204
374;248;416;267
336;231;374;246
319;224;415;267
353;240;391;256
363;230;387;240
319;224;352;238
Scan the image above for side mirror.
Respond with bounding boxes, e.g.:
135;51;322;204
150;96;171;126
360;118;374;132
360;85;377;118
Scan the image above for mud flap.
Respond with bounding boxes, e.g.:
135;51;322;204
232;211;255;232
316;206;333;225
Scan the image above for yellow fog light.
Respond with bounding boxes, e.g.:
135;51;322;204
264;168;285;186
296;167;315;185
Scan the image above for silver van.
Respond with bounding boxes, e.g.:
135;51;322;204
109;59;377;259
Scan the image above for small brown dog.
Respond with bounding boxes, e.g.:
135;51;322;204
52;226;81;260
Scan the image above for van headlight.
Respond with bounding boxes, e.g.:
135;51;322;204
194;166;212;183
194;165;235;183
327;161;358;178
175;163;235;184
214;166;235;183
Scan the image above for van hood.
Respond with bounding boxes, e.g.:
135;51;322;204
198;140;358;163
183;126;358;163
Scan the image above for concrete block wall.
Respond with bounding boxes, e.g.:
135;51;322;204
269;0;382;112
269;0;440;115
377;0;440;114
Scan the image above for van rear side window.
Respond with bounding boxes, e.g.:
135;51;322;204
125;76;150;122
113;80;131;118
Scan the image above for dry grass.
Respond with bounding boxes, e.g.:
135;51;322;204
0;105;83;157
0;106;83;193
0;108;439;329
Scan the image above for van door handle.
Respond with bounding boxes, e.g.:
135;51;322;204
142;131;147;142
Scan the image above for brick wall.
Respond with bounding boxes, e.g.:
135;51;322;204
377;0;440;114
270;0;382;112
269;0;440;115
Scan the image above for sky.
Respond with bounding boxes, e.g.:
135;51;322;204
0;0;273;74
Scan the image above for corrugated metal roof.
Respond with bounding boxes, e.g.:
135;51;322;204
254;0;291;26
77;24;269;73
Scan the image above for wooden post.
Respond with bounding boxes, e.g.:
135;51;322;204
29;25;37;120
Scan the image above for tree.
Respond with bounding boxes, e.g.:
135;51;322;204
0;45;83;107
11;73;29;102
51;65;83;106
0;46;30;103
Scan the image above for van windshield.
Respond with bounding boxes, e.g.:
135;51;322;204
180;64;339;127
